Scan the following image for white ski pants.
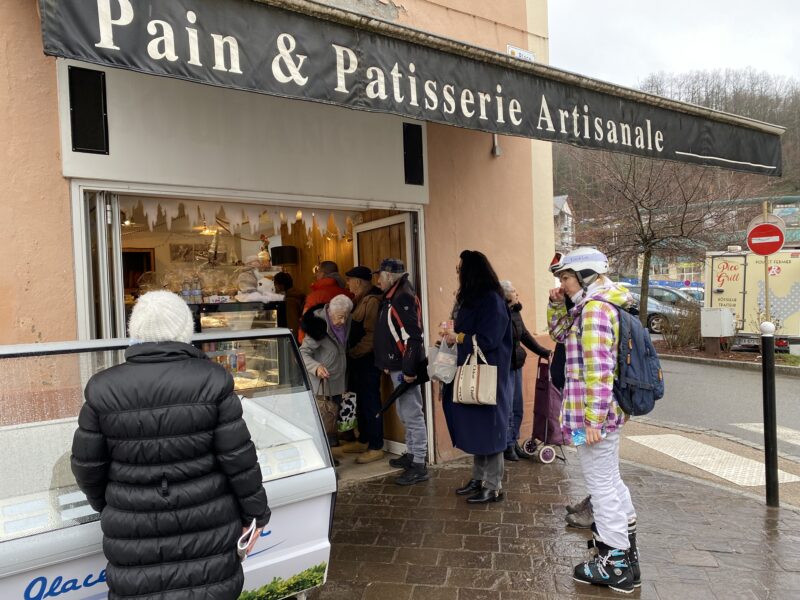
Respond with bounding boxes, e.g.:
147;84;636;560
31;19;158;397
576;431;635;549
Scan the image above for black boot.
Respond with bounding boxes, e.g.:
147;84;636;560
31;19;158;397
395;462;429;486
466;488;504;504
503;445;519;462
573;541;633;594
628;520;641;588
389;452;414;469
514;441;530;460
455;479;483;496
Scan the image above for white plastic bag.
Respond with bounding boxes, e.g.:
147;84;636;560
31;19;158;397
427;338;458;383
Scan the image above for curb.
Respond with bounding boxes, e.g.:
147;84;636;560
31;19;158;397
660;353;800;377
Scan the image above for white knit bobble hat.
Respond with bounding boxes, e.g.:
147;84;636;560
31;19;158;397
129;291;195;344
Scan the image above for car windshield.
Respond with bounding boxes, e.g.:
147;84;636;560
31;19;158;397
681;288;704;302
670;288;695;302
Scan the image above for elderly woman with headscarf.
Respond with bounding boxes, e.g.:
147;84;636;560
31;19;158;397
300;294;354;446
71;291;270;600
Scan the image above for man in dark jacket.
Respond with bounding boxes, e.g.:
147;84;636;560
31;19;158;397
344;265;385;463
373;258;428;485
71;291;270;600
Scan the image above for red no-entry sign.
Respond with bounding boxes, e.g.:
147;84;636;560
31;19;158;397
747;222;785;255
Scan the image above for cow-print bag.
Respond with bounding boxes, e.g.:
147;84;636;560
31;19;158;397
337;392;358;433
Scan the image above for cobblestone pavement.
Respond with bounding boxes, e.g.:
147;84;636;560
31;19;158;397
309;454;800;599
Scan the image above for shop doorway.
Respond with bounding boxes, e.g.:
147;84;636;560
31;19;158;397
353;214;417;458
74;186;432;467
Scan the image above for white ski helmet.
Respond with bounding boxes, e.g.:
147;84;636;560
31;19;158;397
552;247;609;288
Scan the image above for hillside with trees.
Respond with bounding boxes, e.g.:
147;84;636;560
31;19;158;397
552;68;798;322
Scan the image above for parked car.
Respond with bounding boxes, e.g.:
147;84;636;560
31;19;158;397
679;287;705;303
619;284;693;334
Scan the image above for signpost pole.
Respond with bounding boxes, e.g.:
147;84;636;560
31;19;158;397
760;321;779;507
763;201;771;322
746;207;785;508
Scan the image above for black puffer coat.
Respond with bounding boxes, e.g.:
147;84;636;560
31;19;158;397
510;303;550;370
71;342;270;600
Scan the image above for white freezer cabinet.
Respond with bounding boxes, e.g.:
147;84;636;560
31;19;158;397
0;329;336;600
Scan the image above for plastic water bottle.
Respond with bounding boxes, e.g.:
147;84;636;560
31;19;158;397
571;427;607;447
192;276;203;304
181;280;192;304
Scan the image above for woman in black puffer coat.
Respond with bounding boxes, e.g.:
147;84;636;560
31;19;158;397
71;291;270;600
499;280;551;461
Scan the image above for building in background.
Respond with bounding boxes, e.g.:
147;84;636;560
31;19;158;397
553;194;575;252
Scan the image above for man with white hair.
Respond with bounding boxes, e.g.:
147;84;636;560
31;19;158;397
373;258;428;486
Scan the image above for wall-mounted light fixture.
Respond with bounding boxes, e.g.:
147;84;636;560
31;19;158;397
491;133;502;157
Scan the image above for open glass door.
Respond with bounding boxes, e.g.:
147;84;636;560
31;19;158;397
353;214;418;458
83;191;126;339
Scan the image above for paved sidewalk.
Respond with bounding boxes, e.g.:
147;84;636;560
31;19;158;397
310;453;800;599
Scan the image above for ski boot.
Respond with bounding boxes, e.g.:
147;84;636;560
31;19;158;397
587;520;640;588
573;541;634;594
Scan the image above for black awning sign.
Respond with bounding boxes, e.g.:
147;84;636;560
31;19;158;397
39;0;783;176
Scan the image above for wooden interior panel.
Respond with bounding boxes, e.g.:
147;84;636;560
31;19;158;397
355;220;411;445
356;222;406;274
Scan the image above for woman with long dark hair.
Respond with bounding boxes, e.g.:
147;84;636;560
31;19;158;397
440;250;513;503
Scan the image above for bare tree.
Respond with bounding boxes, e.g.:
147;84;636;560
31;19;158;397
553;68;796;324
566;148;765;325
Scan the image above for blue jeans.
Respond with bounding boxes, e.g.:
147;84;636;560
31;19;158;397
350;356;384;450
507;368;523;447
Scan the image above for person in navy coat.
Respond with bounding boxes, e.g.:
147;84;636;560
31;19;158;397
440;250;513;504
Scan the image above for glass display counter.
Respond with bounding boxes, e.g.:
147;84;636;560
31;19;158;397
0;330;335;600
191;301;286;333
